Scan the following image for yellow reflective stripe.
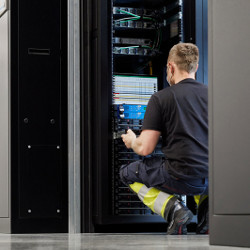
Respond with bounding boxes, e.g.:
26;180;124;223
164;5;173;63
142;188;160;213
129;182;174;219
160;195;174;218
194;195;208;207
199;195;208;206
194;195;201;206
129;182;144;194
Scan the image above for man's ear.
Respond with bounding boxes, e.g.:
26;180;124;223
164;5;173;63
171;65;175;74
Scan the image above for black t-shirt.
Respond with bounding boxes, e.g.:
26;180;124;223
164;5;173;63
142;78;208;180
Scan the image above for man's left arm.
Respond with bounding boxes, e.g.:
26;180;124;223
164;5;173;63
121;129;161;156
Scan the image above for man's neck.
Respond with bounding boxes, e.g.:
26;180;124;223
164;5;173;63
174;72;196;84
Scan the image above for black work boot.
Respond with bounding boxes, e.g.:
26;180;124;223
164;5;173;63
165;197;194;235
196;196;209;234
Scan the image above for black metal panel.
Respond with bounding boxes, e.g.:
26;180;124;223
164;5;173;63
11;0;68;233
91;0;113;225
18;0;61;145
182;0;195;43
80;0;113;231
19;145;62;218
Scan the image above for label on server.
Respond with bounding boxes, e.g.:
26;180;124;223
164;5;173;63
116;104;147;119
113;75;157;105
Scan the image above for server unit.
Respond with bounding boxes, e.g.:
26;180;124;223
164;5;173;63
0;0;68;233
81;0;207;232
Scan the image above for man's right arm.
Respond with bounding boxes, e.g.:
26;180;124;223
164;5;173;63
122;129;161;156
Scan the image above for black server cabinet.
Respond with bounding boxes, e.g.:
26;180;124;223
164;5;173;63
11;0;68;233
81;0;206;233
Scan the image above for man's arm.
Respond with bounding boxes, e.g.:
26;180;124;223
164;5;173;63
121;129;161;156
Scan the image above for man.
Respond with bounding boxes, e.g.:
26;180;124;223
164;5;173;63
120;43;208;235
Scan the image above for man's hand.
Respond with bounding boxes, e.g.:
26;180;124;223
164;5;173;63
121;129;160;156
121;129;136;149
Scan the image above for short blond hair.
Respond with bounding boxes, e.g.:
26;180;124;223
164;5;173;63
168;43;199;73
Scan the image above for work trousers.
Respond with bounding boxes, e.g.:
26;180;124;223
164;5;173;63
120;156;208;196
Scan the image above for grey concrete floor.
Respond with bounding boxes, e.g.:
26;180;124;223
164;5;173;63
0;234;248;250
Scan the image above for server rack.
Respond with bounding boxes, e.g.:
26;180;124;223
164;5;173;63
9;0;68;233
81;0;207;232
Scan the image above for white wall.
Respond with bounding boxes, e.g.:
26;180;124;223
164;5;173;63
0;9;10;233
